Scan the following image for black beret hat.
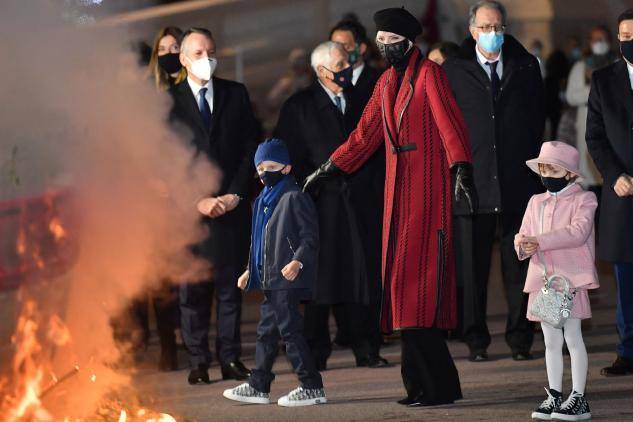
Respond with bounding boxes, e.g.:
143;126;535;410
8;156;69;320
373;7;423;41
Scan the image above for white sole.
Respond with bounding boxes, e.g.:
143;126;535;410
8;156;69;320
277;397;327;407
551;412;591;421
222;389;270;404
531;411;552;420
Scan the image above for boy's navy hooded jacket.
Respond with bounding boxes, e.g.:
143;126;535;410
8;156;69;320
246;178;319;292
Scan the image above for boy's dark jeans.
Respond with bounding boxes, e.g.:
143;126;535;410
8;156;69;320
249;288;323;393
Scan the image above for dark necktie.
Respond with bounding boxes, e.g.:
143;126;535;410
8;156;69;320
334;95;343;114
198;87;212;129
486;61;500;101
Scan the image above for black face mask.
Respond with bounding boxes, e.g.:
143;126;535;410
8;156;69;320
541;176;569;193
377;39;411;66
260;169;286;187
621;40;633;64
326;65;353;89
158;53;182;74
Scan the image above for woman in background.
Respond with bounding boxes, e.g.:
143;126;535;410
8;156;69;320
148;26;187;90
123;26;188;371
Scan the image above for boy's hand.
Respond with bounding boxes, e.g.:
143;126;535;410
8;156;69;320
237;270;249;290
197;197;226;218
281;260;302;281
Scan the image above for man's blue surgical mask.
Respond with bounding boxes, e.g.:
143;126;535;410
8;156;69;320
478;31;504;54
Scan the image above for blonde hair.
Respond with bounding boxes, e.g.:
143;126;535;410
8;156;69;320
147;26;187;91
538;163;578;181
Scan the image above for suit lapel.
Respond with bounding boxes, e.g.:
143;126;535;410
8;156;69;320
456;41;495;94
342;89;356;132
210;77;226;138
615;61;633;117
311;83;347;142
500;53;517;95
176;81;208;135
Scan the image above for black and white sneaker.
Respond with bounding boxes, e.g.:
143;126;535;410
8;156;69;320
277;386;327;407
531;388;563;420
222;383;270;404
551;391;591;421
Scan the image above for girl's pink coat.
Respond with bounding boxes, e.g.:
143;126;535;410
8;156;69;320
515;183;600;294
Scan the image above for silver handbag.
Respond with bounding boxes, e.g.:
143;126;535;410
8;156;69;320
527;203;575;329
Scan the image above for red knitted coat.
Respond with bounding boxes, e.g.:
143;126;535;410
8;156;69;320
331;48;471;332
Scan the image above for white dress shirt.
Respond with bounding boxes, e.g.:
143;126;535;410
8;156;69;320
475;44;503;80
627;61;633;90
352;63;365;86
318;81;346;113
187;76;214;114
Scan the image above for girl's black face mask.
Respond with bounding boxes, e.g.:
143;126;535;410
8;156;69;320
541;176;569;193
260;168;286;187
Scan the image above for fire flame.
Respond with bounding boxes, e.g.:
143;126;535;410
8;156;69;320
48;217;67;242
9;190;78;283
0;300;177;421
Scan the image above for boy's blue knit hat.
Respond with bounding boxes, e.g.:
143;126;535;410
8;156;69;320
254;138;291;167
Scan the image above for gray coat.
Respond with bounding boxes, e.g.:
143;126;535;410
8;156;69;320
246;180;319;292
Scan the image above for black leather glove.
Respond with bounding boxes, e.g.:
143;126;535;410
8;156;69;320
453;162;478;214
302;159;342;193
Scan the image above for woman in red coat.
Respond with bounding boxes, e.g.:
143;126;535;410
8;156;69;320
304;8;476;406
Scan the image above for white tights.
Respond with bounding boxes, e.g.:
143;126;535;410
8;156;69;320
541;318;588;393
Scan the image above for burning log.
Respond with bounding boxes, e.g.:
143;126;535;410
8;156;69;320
38;365;79;400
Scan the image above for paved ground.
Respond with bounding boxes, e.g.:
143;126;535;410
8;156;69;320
130;258;633;421
2;250;633;421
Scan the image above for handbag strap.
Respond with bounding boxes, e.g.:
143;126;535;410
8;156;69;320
536;201;572;296
537;202;548;280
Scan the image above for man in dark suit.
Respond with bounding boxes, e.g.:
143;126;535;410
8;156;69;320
329;19;387;365
587;8;633;377
443;0;544;362
169;27;257;384
274;40;387;369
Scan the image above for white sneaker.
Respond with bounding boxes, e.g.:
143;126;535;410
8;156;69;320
223;383;270;404
277;386;327;407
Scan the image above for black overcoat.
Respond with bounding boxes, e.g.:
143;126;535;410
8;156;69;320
169;77;259;270
443;35;545;215
347;65;384;305
274;81;371;304
586;60;633;263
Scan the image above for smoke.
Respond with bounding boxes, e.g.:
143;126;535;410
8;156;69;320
0;0;220;417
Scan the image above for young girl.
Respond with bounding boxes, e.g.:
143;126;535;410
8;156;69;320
515;141;599;421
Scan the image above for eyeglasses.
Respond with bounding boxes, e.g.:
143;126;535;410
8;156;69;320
473;24;506;33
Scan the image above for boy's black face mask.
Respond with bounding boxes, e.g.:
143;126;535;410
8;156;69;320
260;168;286;187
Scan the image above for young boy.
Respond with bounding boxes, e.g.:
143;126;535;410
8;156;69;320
222;138;326;407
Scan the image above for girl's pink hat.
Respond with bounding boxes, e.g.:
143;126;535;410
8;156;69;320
526;141;584;182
